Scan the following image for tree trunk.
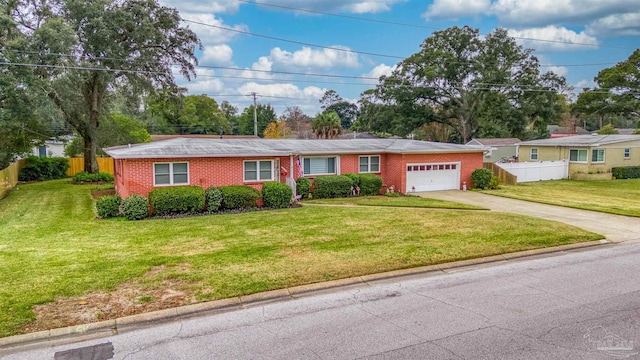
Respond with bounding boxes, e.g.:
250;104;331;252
84;116;99;173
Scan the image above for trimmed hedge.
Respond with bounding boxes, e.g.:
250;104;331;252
205;186;223;211
312;175;352;199
359;174;383;196
612;166;640;179
344;173;360;187
220;185;261;210
120;194;148;220
262;182;293;209
148;186;205;216
295;177;311;198
18;156;69;181
73;171;114;183
96;195;121;219
471;168;492;189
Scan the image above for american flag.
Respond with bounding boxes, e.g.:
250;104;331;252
296;158;303;178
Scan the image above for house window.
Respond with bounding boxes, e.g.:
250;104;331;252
624;148;631;159
244;160;273;182
569;149;588;162
530;148;539;161
303;157;337;175
359;155;380;173
154;162;189;186
592;149;605;163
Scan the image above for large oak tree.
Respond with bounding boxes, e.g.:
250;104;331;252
14;0;200;172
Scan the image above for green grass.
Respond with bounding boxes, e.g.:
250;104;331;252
309;195;486;210
0;180;603;337
483;179;640;217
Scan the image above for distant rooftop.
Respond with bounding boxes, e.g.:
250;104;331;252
105;138;485;159
518;135;640;147
467;138;521;146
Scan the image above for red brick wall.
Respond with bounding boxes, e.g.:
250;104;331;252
114;151;484;197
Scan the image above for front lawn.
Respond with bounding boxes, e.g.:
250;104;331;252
0;180;602;337
483;179;640;217
309;195;486;210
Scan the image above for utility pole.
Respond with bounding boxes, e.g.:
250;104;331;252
250;92;258;136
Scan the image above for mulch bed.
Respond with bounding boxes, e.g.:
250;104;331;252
91;189;116;199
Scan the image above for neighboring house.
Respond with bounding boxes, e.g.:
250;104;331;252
547;125;590;138
104;138;485;197
465;138;520;162
32;136;73;157
517;135;640;175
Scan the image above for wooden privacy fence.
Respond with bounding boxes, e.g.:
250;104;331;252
66;157;114;176
483;162;517;186
0;159;25;197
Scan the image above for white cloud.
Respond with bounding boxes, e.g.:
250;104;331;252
363;63;397;79
423;0;491;20
490;0;638;26
159;0;240;14
574;79;596;90
508;26;599;51
201;45;233;65
269;46;360;69
180;13;248;45
586;12;640;37
238;82;325;99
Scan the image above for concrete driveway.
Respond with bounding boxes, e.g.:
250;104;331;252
418;191;640;243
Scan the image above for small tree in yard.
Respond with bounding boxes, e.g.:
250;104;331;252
471;168;493;189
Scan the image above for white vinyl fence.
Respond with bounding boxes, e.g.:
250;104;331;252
496;160;568;183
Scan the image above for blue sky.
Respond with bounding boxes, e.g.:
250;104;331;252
158;0;640;116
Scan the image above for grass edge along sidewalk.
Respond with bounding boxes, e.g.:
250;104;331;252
0;180;603;338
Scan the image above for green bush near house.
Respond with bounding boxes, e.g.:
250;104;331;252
18;156;70;181
205;186;223;211
295;177;311;198
359;174;383;196
220;185;261;210
313;175;352;199
344;173;360;187
612;166;640;179
72;171;114;183
262;182;293;209
148;186;205;216
471;168;493;189
96;195;122;218
120;194;149;220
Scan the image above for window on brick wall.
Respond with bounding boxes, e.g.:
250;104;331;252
244;160;273;182
359;155;380;173
303;157;337;175
154;162;189;186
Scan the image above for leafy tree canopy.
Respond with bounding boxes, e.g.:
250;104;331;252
237;104;277;137
312;112;342;139
358;26;566;142
65;113;151;156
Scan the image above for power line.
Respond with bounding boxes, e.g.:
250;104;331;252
236;0;635;50
182;19;405;60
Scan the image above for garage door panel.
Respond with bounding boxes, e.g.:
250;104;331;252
406;162;460;192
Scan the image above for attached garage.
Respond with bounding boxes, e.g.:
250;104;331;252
406;162;461;192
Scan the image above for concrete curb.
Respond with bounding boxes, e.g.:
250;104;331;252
0;239;613;353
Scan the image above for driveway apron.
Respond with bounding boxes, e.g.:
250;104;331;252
417;190;640;243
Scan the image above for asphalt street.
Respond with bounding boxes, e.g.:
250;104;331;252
4;240;640;360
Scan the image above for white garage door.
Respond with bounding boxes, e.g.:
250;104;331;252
406;162;460;192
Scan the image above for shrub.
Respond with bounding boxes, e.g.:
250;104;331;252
343;173;360;187
96;195;122;218
18;156;70;181
295;177;311;198
220;186;261;210
205;186;223;211
120;194;148;220
148;186;205;216
72;171;114;183
359;174;383;196
488;175;501;190
612;166;640;179
471;168;493;189
313;175;352;199
262;182;293;209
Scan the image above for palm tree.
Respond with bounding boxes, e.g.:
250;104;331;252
312;112;342;139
